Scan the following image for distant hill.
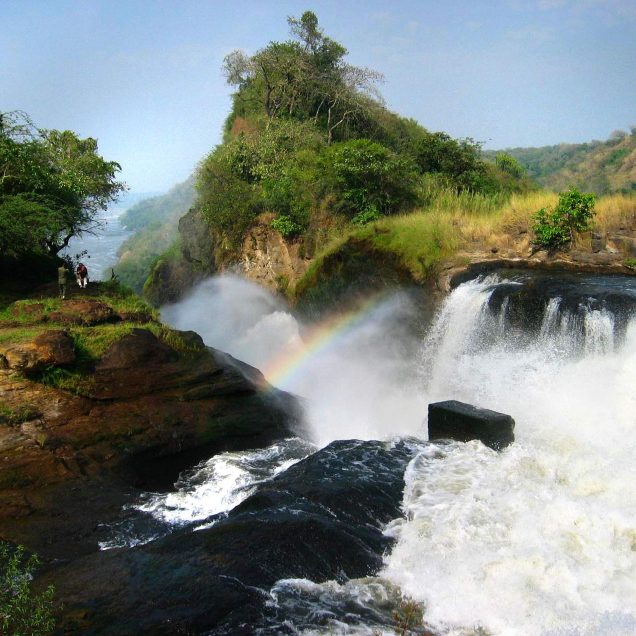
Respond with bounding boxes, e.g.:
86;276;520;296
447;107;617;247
494;128;636;194
120;176;195;231
114;176;196;292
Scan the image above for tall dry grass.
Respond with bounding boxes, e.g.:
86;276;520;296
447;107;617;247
299;190;636;287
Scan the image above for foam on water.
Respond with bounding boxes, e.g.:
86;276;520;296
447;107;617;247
99;438;313;549
382;277;636;635
158;272;636;634
137;438;313;525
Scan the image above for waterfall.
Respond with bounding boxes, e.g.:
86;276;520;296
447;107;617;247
382;275;636;636
153;271;636;634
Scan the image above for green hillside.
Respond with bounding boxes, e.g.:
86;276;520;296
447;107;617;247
193;11;530;263
114;176;196;293
496;128;636;194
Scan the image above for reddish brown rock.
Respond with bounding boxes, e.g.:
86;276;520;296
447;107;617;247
1;330;75;372
95;328;177;370
48;299;116;326
0;327;300;560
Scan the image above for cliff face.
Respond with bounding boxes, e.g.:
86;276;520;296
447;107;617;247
237;214;311;293
144;209;311;304
0;298;300;559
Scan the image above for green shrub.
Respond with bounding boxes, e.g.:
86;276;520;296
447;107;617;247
532;188;596;249
0;543;56;635
271;215;303;237
325;139;419;218
351;206;381;225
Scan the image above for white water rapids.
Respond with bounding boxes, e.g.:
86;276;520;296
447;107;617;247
158;273;636;635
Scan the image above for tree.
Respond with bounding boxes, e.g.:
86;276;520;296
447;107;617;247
0;111;126;258
325;139;419;218
495;153;525;178
223;11;383;142
533;188;596;250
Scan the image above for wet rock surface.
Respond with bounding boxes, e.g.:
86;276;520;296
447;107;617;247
0;328;300;561
428;400;515;451
483;269;636;337
44;439;420;635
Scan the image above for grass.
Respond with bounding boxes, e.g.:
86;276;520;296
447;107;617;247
0;401;41;426
68;323;139;361
0;326;49;346
0;282;196;398
592;193;636;233
293;189;636;295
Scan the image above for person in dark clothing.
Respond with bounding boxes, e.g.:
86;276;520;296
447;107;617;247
75;263;89;288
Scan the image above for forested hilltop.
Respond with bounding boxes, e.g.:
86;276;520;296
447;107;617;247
493;128;636;194
128;10;533;300
195;11;528;259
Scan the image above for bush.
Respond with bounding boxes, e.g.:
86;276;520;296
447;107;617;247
325;139;419;218
0;543;56;635
271;215;303;237
351;206;381;225
532;188;596;250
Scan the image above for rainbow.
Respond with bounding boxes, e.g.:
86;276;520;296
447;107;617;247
263;289;396;390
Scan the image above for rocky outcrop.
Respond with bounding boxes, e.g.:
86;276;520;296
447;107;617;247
143;209;216;306
145;210;313;304
48;299;116;325
178;208;217;272
428;400;515;451
1;330;76;372
0;327;301;559
41;439;418;635
238;215;311;293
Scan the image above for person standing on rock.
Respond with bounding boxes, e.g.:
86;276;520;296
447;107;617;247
76;262;89;288
58;264;70;299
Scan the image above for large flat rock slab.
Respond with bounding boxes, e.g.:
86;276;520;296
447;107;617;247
428;400;515;451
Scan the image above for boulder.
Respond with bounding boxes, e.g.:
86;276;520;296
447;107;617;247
1;330;76;372
95;328;178;370
428;400;515;450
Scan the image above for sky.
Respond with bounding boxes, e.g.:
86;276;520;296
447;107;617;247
2;0;635;193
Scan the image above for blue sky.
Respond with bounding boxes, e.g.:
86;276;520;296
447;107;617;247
2;0;635;193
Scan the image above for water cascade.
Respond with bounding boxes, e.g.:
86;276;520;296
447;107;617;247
104;271;635;634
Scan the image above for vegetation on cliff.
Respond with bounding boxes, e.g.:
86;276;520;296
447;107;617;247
295;189;636;303
195;11;529;262
0;543;55;635
115;177;196;293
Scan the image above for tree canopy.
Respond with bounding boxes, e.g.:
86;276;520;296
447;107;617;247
0;111;125;259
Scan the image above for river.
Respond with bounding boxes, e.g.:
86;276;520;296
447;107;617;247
60;202;133;281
